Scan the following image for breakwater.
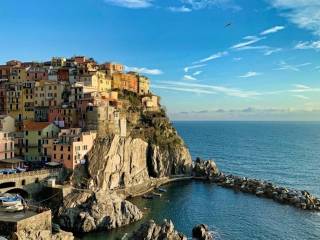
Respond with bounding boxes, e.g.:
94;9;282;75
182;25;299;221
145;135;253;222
193;159;320;211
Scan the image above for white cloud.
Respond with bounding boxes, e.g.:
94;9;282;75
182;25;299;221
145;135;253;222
194;51;228;64
125;66;163;75
274;61;311;71
293;84;310;89
168;6;192;12
152;84;216;94
270;0;320;36
264;47;282;55
260;25;285;35
294;95;310;100
231;36;265;49
239;71;262;78
193;71;202;76
181;0;241;11
233;57;242;61
184;75;197;81
104;0;152;8
184;64;206;73
295;41;320;50
156;81;261;98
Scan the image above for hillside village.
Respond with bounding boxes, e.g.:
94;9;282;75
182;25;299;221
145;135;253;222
0;56;160;171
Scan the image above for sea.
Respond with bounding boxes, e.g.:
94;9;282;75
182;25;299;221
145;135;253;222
83;121;320;240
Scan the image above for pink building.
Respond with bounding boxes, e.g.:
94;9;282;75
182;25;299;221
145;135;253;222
26;67;48;81
51;128;97;169
0;131;14;160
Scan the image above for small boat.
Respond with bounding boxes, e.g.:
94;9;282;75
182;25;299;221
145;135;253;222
0;194;23;206
152;192;162;197
142;194;154;200
2;203;24;212
158;188;167;193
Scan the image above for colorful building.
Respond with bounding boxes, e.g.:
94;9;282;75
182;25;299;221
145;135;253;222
0;131;14;160
0;115;15;133
34;80;66;107
111;72;138;93
52;128;97;169
48;107;78;128
23;120;60;161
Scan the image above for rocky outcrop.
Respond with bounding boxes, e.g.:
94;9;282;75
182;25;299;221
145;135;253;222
11;230;74;240
192;224;213;240
87;133;192;191
58;190;142;233
88;135;150;190
214;173;320;210
192;159;220;179
129;219;187;240
148;143;192;178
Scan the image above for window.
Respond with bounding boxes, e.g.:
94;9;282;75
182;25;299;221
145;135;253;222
68;146;71;151
68;154;71;160
25;131;28;136
60;154;63;159
54;145;56;151
54;154;56;158
60;146;63;151
38;131;41;136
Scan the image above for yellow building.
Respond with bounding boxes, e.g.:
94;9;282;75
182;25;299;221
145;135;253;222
80;70;111;93
138;75;150;95
6;83;24;124
9;66;28;84
22;82;35;121
34;80;66;107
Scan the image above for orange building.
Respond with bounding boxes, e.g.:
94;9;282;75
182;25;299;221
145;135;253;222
51;128;97;169
111;72;138;93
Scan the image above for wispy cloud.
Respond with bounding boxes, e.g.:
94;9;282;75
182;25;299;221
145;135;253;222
168;6;192;12
231;36;265;50
295;41;320;51
270;1;320;36
193;71;202;76
293;84;311;89
155;81;261;98
180;0;241;11
183;75;197;81
274;61;311;72
125;66;163;75
184;64;206;73
194;51;228;64
152;84;216;94
104;0;153;8
239;71;262;78
264;47;282;55
233;57;242;61
293;95;310;100
260;25;285;35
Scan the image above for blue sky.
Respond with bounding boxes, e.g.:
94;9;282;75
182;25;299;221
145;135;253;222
1;0;320;120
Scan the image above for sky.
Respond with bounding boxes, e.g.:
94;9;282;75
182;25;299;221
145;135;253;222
1;0;320;121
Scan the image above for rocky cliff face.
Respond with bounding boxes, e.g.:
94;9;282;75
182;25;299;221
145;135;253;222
85;111;192;191
58;190;142;233
87;135;150;190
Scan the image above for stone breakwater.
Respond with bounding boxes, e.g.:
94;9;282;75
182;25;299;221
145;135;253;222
193;159;320;211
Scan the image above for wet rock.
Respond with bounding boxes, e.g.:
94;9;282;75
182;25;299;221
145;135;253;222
129;219;187;240
193;159;220;179
192;224;213;240
58;190;142;233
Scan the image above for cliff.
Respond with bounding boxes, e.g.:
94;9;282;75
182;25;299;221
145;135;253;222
83;93;192;191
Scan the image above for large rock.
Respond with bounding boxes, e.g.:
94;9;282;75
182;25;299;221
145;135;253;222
147;143;192;178
87;134;192;191
193;159;220;179
11;230;74;240
58;190;142;233
192;224;213;240
129;219;187;240
88;135;150;190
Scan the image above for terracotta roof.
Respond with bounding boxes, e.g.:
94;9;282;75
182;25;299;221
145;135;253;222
23;120;52;131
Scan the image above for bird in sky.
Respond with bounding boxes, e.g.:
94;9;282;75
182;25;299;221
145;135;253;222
224;22;232;28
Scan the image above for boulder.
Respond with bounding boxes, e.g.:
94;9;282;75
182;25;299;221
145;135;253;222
192;224;213;240
58;190;142;233
129;219;187;240
193;159;220;179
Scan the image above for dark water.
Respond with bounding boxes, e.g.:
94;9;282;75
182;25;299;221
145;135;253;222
83;121;320;240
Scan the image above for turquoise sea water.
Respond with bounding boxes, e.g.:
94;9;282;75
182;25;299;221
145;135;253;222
83;121;320;239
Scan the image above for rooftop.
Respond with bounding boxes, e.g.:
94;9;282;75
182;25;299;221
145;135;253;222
23;120;51;131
